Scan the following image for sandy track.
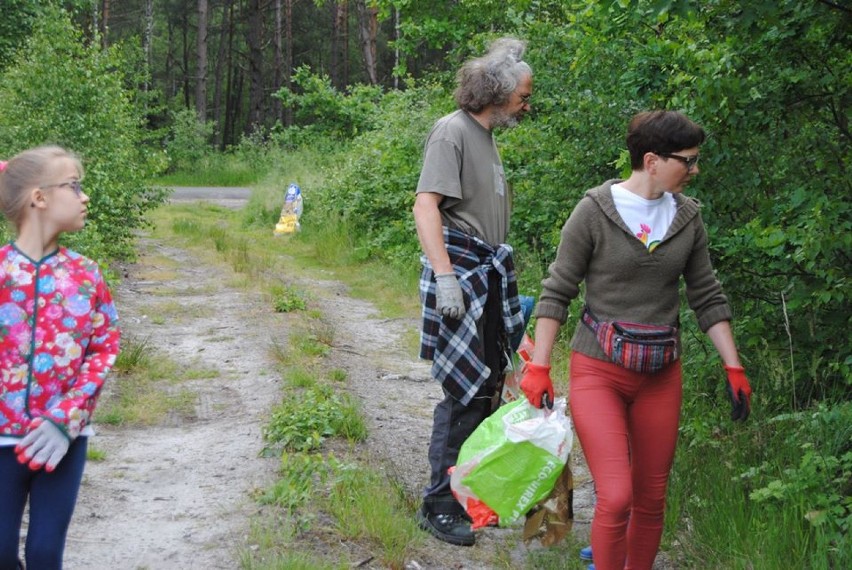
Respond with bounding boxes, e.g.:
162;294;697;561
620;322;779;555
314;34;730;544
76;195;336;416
47;190;604;569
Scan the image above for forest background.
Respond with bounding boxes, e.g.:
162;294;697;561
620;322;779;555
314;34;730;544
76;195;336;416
0;0;849;568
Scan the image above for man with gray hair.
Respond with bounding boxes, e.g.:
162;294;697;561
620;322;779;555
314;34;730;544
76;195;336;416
412;37;533;546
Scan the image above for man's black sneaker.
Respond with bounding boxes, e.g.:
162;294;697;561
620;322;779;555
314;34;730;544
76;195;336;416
416;506;475;546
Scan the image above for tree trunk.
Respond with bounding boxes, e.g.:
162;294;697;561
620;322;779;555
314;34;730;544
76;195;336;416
331;1;349;89
166;20;176;98
223;2;236;148
354;0;378;85
100;0;110;47
246;0;264;134
143;0;154;93
273;0;283;124
213;0;232;147
284;0;293;126
393;4;399;89
182;7;191;109
196;0;209;122
233;70;245;143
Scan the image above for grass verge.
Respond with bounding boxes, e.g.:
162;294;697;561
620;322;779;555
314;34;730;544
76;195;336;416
98;336;219;426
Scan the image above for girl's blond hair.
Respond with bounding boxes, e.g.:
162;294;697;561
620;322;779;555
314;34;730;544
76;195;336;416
0;146;83;229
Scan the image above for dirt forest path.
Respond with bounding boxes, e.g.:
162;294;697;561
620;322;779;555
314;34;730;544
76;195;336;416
55;189;598;569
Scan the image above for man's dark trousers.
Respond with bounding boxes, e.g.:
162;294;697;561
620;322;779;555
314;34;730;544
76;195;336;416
423;269;505;516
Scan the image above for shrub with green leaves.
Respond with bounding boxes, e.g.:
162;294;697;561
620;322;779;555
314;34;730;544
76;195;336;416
310;81;452;267
274;65;383;142
271;284;307;313
0;7;166;261
262;386;366;454
164;108;214;173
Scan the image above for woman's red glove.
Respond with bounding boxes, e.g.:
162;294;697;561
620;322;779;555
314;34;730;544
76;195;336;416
520;363;554;409
724;365;752;421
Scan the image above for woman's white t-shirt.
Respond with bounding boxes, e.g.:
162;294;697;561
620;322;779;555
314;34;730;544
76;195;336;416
611;183;676;252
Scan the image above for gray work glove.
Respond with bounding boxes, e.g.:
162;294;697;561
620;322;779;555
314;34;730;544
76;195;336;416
16;418;71;472
434;272;466;319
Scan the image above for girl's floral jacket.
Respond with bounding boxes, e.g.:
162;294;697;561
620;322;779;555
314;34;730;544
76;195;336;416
0;244;120;439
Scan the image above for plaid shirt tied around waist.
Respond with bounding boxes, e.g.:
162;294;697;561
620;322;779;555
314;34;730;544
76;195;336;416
419;227;524;405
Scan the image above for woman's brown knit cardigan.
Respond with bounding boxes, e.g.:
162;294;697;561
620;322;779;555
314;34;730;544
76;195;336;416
535;179;733;363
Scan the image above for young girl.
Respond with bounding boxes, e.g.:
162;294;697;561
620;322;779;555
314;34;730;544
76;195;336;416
0;146;121;570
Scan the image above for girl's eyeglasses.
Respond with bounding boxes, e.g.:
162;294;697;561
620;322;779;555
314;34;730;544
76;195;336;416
41;180;84;197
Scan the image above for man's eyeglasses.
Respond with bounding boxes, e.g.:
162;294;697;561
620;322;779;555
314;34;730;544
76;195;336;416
41;180;84;197
657;152;700;170
519;94;531;105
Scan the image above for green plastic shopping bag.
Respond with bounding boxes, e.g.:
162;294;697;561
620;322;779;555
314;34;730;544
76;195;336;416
450;397;573;526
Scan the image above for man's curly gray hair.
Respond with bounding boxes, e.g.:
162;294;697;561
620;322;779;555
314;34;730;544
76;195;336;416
454;37;532;113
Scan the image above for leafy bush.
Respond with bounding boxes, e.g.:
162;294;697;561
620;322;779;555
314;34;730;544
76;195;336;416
262;385;367;454
0;0;40;71
271;284;307;313
164;108;214;173
311;80;453;267
274;66;384;141
744;403;852;561
0;7;166;261
673;398;851;568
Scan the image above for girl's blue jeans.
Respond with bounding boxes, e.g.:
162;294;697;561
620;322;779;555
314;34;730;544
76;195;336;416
0;437;87;570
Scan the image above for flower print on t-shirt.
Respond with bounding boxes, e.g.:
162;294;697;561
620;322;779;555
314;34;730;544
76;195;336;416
636;223;662;252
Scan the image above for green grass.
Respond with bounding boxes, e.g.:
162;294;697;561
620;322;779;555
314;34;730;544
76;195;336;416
151;152;269;187
326;463;423;568
99;337;218;426
281;367;318;389
329;368;347;383
87;446;107;462
238;512;349;570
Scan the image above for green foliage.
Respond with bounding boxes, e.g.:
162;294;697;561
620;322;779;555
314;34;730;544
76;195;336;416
165;108;214;173
673;398;852;568
271;283;307;313
274;66;383;142
311;81;452;266
258;452;337;511
0;7;166;261
0;0;40;70
389;0;568;77
262;385;367;454
742;403;852;564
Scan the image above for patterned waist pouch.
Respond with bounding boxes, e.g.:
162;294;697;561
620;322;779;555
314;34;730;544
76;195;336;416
581;306;678;374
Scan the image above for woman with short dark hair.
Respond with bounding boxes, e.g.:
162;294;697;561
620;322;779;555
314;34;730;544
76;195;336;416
520;110;752;570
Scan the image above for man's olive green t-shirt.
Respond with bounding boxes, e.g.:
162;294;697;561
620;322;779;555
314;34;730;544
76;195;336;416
416;110;511;246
